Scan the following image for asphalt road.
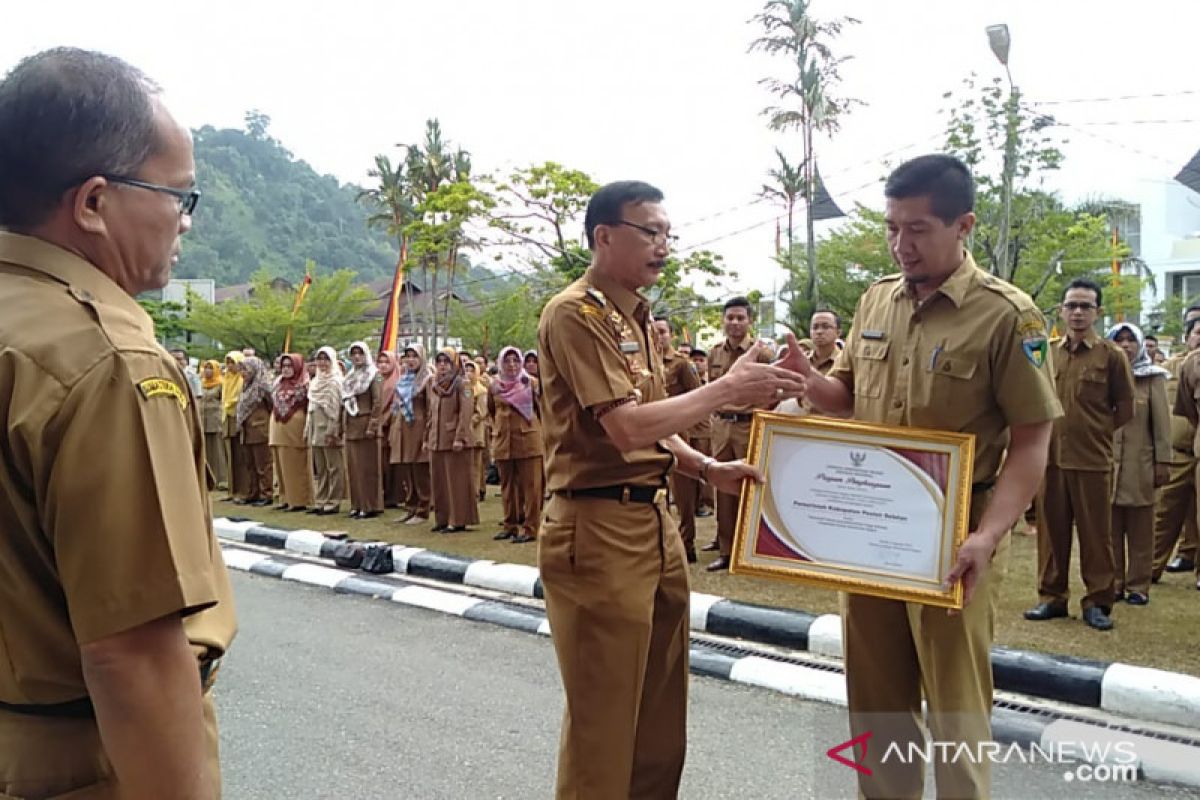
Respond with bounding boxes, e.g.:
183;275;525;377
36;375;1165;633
216;570;1196;799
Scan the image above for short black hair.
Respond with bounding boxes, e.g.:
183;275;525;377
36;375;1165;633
1062;277;1103;307
1185;303;1200;320
810;307;841;329
0;48;163;230
690;348;707;358
1144;334;1158;344
884;154;975;225
723;296;754;317
583;180;664;249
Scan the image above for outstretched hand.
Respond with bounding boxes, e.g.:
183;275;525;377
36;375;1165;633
725;339;808;407
774;332;813;376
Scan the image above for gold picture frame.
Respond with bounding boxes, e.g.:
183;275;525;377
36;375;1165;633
730;412;975;609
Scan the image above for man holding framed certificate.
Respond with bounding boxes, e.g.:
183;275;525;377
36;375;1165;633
793;155;1062;799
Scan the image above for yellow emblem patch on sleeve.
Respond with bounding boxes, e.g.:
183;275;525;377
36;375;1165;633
137;378;188;409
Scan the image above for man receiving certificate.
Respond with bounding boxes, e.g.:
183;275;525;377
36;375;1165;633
792;155;1061;799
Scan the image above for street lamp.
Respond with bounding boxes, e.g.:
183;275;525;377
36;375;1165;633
986;23;1019;281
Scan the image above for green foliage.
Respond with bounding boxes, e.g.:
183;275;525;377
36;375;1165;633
178;117;398;286
649;250;733;336
489;162;598;267
138;298;189;343
183;268;377;358
448;284;541;359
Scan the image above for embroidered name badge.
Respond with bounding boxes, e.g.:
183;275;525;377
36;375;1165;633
620;341;641;354
862;330;886;341
138;378;188;409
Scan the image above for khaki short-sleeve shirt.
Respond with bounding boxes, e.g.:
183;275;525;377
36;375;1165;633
828;253;1061;484
538;268;672;492
0;233;236;705
1047;331;1136;471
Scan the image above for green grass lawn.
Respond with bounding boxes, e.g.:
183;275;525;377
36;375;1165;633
215;496;1200;677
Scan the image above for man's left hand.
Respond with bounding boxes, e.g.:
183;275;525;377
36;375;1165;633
944;531;999;610
707;460;764;496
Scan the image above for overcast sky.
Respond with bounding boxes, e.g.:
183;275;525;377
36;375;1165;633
5;0;1198;295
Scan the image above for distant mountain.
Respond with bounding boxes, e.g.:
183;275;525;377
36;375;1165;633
175;125;399;285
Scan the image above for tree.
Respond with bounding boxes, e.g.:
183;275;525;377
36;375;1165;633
649;249;734;337
183;268;377;358
138;298;189;344
750;0;859;309
760;149;805;266
448;284;541;359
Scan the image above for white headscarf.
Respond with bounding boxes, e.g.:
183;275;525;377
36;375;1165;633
342;340;378;416
1106;322;1169;379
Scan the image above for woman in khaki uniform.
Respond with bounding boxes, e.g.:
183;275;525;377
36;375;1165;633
221;350;247;501
269;353;313;512
306;346;346;515
489;346;543;544
427;347;479;532
391;344;434;524
199;359;226;488
236;355;274;506
376;350;403;508
343;340;384;519
1108;323;1172;604
464;361;490;502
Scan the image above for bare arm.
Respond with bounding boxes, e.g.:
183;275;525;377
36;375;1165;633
81;614;212;799
662;433;764;496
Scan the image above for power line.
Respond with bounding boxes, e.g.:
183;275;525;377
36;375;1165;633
1065;118;1200;126
1029;89;1200;105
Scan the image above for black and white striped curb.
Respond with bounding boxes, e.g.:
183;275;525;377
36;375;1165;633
222;542;1200;789
214;518;1200;733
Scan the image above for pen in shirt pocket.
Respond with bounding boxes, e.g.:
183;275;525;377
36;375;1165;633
930;343;944;370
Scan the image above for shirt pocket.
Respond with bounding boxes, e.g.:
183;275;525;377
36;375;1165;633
854;341;890;399
1078;368;1109;403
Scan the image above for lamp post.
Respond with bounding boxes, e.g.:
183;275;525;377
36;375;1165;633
987;23;1020;281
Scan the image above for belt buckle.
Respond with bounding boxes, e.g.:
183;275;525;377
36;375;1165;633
620;486;631;504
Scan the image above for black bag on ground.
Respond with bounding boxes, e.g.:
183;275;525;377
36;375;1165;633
361;544;394;574
332;542;364;569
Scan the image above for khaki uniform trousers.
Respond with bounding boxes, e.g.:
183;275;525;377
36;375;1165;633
1037;467;1116;611
203;431;227;489
711;418;752;557
396;462;431;518
472;447;487;499
497;456;543;538
0;691;221;799
1153;458;1200;578
1111;505;1154;596
272;445;314;508
843;489;1008;800
538;493;689;799
241;442;273;502
430;449;479;527
222;419;249;500
346;438;383;513
311;446;346;510
382;442;401;508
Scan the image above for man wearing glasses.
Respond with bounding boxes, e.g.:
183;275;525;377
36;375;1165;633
1026;278;1135;631
0;48;234;798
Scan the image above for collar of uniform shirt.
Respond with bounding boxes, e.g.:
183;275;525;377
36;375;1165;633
585;266;650;326
0;231;156;339
1059;328;1100;350
889;250;978;308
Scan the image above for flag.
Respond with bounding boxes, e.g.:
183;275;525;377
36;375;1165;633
379;241;409;353
283;262;313;354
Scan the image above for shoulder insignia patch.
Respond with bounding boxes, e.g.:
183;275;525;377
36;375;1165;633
584;287;607;307
138;377;188;409
1022;336;1048;368
579;303;604;318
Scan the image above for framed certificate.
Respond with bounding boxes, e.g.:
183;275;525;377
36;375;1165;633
730;412;975;609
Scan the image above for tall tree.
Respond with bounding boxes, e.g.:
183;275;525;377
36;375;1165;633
750;0;859;311
357;153;418;347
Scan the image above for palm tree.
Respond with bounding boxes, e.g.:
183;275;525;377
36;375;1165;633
761;148;804;267
357;153;417;345
750;0;858;311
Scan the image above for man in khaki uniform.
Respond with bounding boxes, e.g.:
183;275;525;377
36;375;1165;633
688;347;716;520
652;318;704;562
0;49;236;799
537;180;806;799
1170;342;1200;591
1154;309;1200;581
1026;279;1135;631
706;296;776;572
799;155;1060;799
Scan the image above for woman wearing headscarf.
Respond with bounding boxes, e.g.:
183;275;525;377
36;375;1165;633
236;355;274;506
221;350;247;501
1107;322;1171;605
522;349;539;379
464;360;490;503
427;347;479;532
269;353;313;512
343;341;384;519
391;343;434;524
488;346;543;543
199;359;227;489
375;350;403;508
306;346;346;515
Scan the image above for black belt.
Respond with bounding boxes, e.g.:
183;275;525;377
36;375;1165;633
558;485;666;504
716;412;754;423
972;480;995;493
0;657;222;719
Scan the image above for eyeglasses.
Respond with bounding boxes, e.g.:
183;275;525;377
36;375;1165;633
1061;302;1098;312
616;220;678;246
103;174;201;216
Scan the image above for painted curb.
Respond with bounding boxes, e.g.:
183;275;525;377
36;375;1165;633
213;518;1200;732
221;542;1200;790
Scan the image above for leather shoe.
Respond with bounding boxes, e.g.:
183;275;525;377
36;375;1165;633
493;530;515;541
1023;602;1067;621
1125;592;1149;606
696;507;713;518
706;556;730;572
685;549;698;564
1082;606;1114;631
249;499;270;507
360;510;381;519
701;541;719;552
287;506;307;512
431;524;449;533
1166;557;1196;573
511;534;535;544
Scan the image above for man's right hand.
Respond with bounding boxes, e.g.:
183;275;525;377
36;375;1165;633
723;340;808;407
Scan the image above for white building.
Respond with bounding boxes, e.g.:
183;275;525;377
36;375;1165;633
1141;179;1200;323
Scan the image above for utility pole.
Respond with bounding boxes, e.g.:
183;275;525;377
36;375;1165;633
987;24;1019;281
